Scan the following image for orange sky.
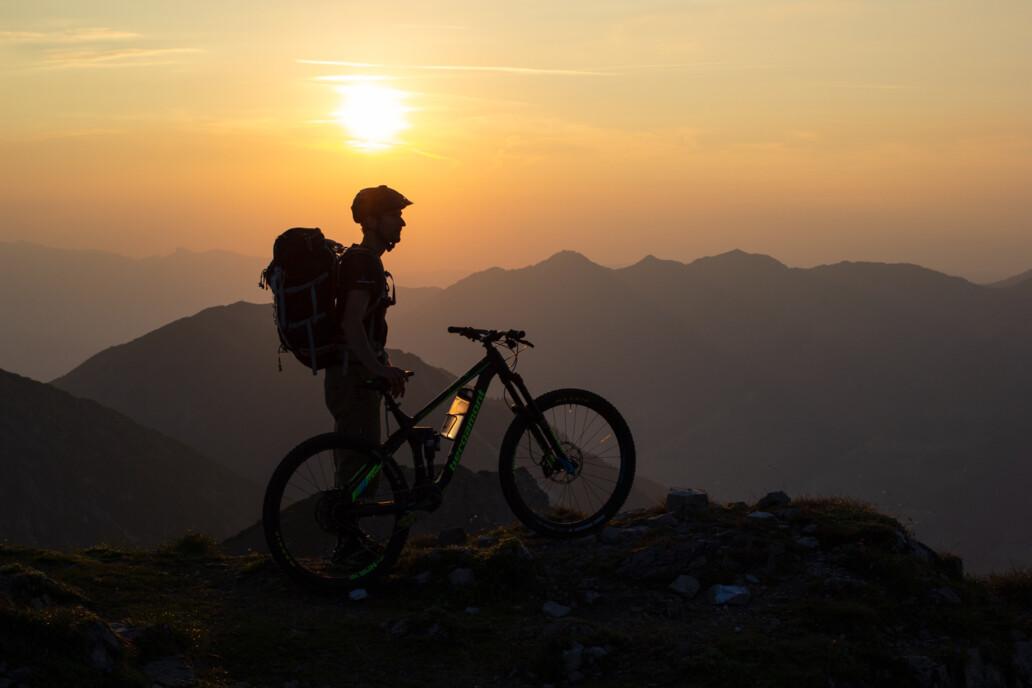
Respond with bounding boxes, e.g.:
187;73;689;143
1;1;1030;283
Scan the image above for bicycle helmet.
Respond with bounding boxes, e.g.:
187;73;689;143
351;185;412;224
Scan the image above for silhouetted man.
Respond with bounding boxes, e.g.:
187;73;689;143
324;185;411;562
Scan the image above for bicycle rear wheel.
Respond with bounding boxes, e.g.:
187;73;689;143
262;432;409;592
499;388;635;537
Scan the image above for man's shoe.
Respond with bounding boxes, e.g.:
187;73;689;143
331;530;382;569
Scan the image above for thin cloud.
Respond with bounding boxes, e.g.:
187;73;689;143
300;60;781;77
45;48;200;69
0;28;140;43
299;60;613;76
818;82;909;90
314;75;398;83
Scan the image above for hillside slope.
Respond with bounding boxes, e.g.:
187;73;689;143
0;368;259;549
51;302;522;488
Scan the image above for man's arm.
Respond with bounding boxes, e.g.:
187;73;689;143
341;288;407;397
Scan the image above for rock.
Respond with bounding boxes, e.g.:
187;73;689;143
438;527;467;546
516;545;535;561
669;575;701;598
348;588;369;601
644;513;680;529
143;655;195;687
667;488;708;514
931;587;962;605
706;585;750;606
465;607;480;614
801;523;818;534
386;619;408;638
777;508;803;522
908;539;937;564
599;527;622;544
563;642;584;673
757;491;791;509
965;648;1005;688
413;571;431;585
475;536;499;548
905;655;949;688
1013;641;1032;684
86;621;123;671
746;511;776;522
449;568;475;586
542;600;572;618
795;536;820;549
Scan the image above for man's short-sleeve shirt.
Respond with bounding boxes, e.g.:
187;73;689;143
338;246;389;350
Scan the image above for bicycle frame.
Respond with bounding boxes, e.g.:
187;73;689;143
346;337;574;516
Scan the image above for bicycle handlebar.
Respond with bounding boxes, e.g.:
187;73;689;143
447;326;534;348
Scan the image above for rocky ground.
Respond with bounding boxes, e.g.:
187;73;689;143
3;490;1032;687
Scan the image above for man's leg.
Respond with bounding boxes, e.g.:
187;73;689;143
324;363;382;495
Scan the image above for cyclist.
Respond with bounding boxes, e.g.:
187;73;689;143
324;185;412;564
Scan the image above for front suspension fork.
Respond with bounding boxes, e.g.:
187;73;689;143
507;373;576;475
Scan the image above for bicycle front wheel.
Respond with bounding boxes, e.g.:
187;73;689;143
262;432;410;592
499;389;635;537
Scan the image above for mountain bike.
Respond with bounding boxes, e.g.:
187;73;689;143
262;327;635;592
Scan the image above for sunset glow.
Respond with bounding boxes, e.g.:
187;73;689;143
1;1;1030;283
332;84;411;152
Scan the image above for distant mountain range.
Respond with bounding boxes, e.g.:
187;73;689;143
11;243;1032;572
384;249;1032;573
0;367;259;550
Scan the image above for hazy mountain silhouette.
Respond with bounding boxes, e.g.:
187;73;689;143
385;249;1032;573
52;302;571;492
0;367;259;550
0;242;266;381
987;268;1032;289
52;301;666;518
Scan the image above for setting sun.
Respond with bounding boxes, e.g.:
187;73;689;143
332;84;411;152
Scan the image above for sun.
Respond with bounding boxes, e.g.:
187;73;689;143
333;85;410;152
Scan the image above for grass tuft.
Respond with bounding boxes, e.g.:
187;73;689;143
160;531;222;561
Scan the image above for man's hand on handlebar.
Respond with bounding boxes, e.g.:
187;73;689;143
375;364;409;398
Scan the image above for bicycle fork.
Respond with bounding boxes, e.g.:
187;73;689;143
506;373;577;476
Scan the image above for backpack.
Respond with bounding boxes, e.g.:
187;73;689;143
259;227;347;375
260;228;393;375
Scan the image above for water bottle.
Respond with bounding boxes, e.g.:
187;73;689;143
440;388;474;440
